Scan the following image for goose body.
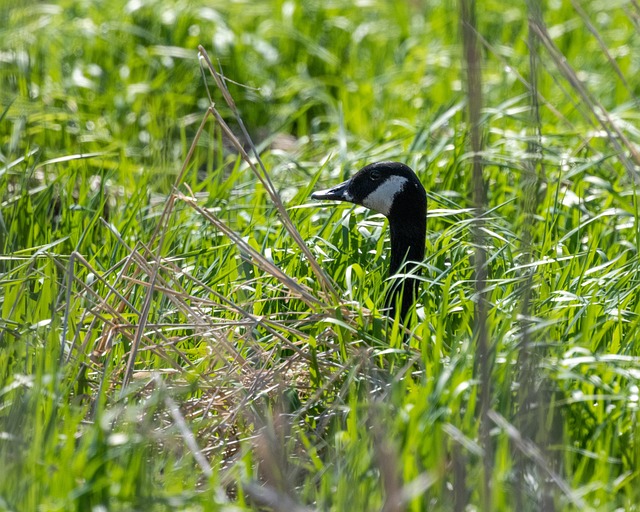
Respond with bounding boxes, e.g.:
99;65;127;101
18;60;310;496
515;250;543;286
312;161;427;320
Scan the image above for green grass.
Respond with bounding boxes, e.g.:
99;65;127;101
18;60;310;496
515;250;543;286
2;0;640;510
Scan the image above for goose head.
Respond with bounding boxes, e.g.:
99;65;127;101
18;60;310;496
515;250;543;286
312;161;427;320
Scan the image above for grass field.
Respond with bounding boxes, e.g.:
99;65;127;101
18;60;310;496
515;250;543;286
2;0;640;510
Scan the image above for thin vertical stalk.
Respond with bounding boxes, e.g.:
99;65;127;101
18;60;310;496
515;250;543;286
515;0;544;508
514;4;561;511
460;0;491;509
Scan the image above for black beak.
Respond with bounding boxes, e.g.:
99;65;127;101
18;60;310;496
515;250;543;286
311;179;352;202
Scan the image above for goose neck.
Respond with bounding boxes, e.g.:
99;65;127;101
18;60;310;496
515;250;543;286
388;220;426;276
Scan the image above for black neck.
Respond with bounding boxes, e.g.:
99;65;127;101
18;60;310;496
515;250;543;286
386;217;426;320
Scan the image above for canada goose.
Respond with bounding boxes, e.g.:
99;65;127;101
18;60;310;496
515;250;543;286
311;161;427;320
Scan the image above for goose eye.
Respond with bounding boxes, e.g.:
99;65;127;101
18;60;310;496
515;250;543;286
369;170;381;181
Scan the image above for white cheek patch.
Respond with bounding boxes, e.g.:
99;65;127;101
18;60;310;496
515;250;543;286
362;175;408;216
